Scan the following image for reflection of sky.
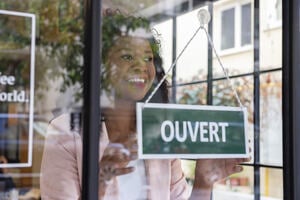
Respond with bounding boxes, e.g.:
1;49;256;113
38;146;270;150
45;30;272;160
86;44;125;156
153;8;208;83
176;9;208;82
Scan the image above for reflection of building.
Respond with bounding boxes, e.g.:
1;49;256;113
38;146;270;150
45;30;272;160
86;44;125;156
153;0;282;199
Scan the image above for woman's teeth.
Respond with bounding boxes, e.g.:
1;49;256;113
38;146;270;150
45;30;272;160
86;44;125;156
128;78;145;83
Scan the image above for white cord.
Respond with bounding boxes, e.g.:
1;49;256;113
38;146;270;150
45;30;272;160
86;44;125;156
144;26;202;106
144;8;244;109
202;27;243;108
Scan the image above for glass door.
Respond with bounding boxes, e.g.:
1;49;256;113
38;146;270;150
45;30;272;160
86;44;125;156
0;0;285;199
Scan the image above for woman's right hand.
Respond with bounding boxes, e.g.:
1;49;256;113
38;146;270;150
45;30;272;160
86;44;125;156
99;135;138;196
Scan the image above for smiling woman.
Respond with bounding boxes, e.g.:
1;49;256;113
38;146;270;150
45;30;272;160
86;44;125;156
105;36;156;100
40;9;249;200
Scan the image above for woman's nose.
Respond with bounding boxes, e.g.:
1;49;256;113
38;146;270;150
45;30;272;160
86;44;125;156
132;58;147;72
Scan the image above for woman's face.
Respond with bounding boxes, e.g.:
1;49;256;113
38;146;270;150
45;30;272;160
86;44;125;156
106;36;156;101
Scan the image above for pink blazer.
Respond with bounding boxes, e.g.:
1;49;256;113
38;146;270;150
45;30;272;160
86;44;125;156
40;114;190;200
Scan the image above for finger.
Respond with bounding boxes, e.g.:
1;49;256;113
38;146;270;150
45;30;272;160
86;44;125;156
128;133;137;140
232;165;243;173
116;151;138;166
105;143;129;155
223;164;243;177
107;143;125;149
114;166;135;176
223;159;240;175
101;149;137;168
102;151;131;164
224;159;240;168
234;157;251;163
103;144;131;160
242;156;252;162
124;135;138;150
232;157;249;164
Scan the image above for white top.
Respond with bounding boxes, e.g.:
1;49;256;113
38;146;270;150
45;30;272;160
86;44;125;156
117;159;148;200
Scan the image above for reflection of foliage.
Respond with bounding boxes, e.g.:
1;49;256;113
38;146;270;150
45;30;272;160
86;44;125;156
213;77;253;123
0;15;31;49
37;0;84;98
0;59;30;87
1;1;162;101
177;84;207;105
104;0;160;14
0;0;84;100
213;77;252;106
177;69;207;105
176;72;282;126
177;73;254;123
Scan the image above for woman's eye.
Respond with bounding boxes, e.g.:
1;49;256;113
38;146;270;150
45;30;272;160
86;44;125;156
144;56;153;62
121;54;133;61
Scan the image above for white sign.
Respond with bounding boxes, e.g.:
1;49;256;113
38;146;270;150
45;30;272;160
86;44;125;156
0;10;36;168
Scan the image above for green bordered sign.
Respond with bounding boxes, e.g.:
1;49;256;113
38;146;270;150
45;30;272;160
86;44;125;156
136;103;249;159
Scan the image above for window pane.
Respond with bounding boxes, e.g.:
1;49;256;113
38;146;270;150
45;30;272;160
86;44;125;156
241;3;251;46
275;0;282;21
0;1;84;198
260;72;282;166
260;0;282;70
260;167;283;199
213;166;254;199
212;77;254;163
176;83;207;105
0;0;285;200
213;2;254;78
221;8;235;50
212;77;253;108
183;164;255;200
176;8;208;83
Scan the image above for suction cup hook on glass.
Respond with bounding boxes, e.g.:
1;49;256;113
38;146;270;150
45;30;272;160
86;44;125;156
197;9;211;27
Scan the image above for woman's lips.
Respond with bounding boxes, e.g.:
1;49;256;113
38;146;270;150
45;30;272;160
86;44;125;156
127;78;147;88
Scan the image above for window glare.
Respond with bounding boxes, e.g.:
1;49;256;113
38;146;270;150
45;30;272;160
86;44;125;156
221;7;235;50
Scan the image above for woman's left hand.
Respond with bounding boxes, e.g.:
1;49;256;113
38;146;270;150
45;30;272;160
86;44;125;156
190;157;250;200
193;157;250;189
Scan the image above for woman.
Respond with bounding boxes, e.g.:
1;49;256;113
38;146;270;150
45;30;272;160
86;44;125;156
40;10;249;200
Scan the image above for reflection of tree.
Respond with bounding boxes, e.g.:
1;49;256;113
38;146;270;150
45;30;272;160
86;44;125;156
177;69;207;105
177;84;207;105
177;71;282;130
1;0;166;101
177;71;254;123
0;0;84;100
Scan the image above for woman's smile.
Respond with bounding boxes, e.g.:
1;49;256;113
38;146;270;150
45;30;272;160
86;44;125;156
107;36;156;100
